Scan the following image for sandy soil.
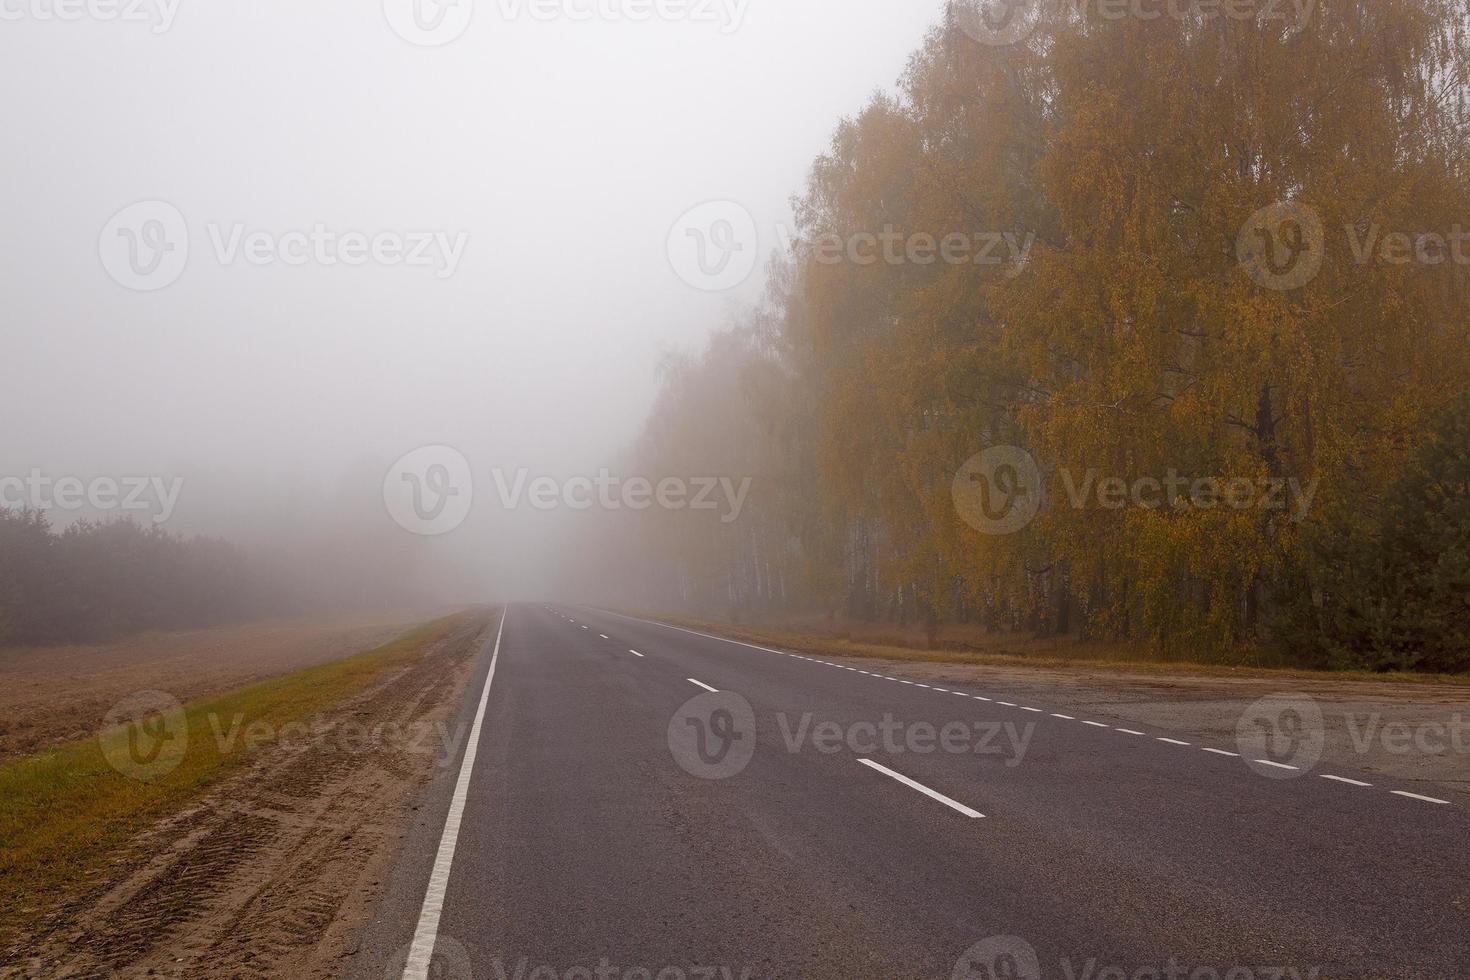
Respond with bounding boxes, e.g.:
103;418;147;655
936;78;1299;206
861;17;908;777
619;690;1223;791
0;612;449;762
867;656;1470;800
3;610;492;980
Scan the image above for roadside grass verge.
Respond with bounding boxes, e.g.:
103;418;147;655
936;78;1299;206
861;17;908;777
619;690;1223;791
0;610;486;949
625;611;1470;688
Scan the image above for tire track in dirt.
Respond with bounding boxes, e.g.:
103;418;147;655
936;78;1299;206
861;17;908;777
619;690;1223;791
3;611;493;980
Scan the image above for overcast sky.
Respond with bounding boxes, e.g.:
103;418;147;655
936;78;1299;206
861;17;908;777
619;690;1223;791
0;0;951;595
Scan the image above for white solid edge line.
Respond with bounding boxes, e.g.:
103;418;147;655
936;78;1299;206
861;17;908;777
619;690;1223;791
688;678;719;693
857;758;985;819
628;650;645;658
1320;774;1372;787
402;606;507;980
1391;790;1451;805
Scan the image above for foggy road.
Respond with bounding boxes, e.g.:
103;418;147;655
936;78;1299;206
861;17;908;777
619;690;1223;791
376;605;1470;980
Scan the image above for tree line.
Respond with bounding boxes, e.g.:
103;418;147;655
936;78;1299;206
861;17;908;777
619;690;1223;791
0;510;281;647
597;0;1470;672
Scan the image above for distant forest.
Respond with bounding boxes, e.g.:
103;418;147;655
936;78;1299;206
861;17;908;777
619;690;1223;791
592;0;1470;672
0;504;446;648
0;510;280;647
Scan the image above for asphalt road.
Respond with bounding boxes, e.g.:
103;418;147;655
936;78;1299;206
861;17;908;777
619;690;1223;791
365;603;1470;980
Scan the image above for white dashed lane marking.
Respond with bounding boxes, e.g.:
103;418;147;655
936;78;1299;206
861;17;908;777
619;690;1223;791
591;610;1459;810
858;759;985;820
1392;791;1450;805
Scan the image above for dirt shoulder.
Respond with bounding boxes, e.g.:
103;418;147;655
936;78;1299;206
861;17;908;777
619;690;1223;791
2;610;493;979
650;614;1470;802
0;612;448;763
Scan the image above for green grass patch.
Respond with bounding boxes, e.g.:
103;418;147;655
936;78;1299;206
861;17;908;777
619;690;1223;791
0;611;482;947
